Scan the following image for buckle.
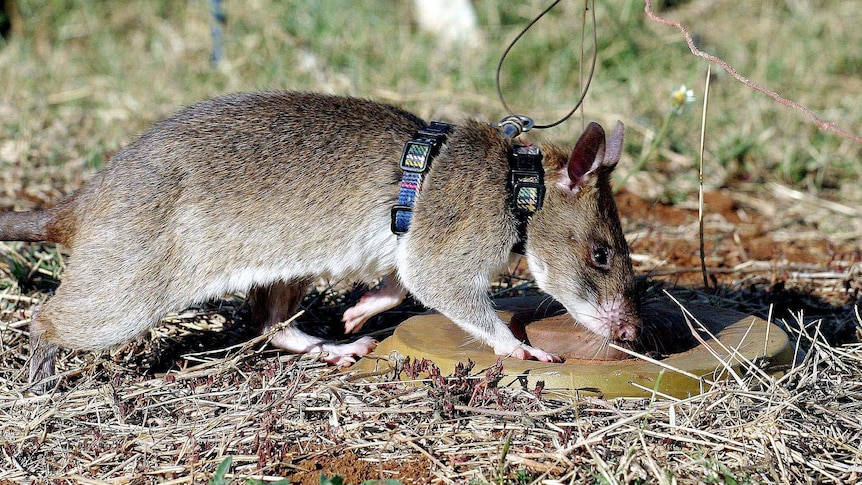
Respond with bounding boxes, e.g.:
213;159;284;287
399;122;454;173
418;121;454;138
399;140;435;173
511;179;546;215
390;205;413;235
508;145;545;216
509;144;542;167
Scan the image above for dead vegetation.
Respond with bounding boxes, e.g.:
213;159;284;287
1;296;861;483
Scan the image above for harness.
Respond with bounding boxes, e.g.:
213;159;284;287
390;122;545;254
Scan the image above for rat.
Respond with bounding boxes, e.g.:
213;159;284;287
0;92;640;390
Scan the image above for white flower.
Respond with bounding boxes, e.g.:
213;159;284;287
671;85;696;111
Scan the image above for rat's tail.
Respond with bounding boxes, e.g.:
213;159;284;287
0;210;54;241
0;206;74;245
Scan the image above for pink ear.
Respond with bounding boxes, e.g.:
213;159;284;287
564;122;606;190
604;121;624;168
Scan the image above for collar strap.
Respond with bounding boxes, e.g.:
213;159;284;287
508;144;545;254
391;122;454;235
389;123;545;251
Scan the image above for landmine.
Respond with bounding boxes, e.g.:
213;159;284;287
355;297;795;399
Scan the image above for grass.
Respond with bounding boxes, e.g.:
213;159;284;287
4;328;860;483
0;0;860;483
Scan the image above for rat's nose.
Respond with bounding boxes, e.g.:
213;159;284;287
614;323;638;342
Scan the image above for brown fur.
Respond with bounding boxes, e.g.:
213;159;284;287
0;92;640;390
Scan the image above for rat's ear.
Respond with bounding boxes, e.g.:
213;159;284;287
552;122;606;193
603;121;625;169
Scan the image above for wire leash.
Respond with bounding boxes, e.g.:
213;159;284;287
496;0;598;137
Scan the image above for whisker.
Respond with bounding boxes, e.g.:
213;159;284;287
537;295;558;316
590;336;609;360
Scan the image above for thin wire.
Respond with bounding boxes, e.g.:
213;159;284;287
495;0;598;130
578;0;587;129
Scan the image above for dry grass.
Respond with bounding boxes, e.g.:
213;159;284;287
1;304;861;483
1;0;861;483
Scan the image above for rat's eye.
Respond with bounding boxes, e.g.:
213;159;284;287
589;243;612;271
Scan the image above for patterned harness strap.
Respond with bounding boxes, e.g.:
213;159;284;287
507;144;545;254
390;122;545;255
390;122;454;236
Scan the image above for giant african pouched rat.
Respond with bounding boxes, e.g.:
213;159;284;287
0;92;640;389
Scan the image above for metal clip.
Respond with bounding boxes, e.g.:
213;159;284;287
497;115;535;139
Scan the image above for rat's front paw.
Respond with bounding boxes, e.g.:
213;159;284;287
341;307;368;334
495;342;563;363
342;283;406;333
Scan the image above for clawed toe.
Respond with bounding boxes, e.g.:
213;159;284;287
497;343;562;363
321;336;378;367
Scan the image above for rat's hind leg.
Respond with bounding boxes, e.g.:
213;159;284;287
269;326;377;366
26;291;151;390
249;279;378;365
247;278;312;330
25;262;174;390
28;308;59;391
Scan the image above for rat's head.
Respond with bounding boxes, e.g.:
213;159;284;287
525;121;641;342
